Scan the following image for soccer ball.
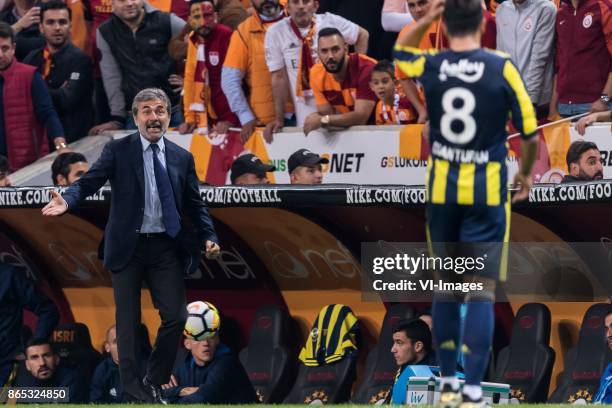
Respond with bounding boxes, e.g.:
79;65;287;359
184;301;221;341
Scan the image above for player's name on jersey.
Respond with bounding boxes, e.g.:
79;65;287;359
431;141;489;164
528;182;612;203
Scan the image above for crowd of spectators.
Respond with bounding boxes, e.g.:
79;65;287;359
0;0;606;178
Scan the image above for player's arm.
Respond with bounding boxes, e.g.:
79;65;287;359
394;0;442;80
396;0;444;48
503;59;538;202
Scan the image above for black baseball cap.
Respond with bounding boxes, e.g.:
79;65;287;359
230;154;276;184
288;149;329;174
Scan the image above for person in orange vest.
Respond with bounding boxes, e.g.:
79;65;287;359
221;0;288;142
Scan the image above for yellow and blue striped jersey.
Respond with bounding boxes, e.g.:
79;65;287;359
394;45;537;206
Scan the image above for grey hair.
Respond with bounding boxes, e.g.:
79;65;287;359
131;88;171;116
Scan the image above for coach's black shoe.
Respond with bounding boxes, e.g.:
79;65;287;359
459;394;490;408
439;384;462;408
143;377;168;405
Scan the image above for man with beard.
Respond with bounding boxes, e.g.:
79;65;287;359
222;0;288;142
0;263;59;387
24;0;93;143
15;339;88;402
594;310;612;403
42;88;221;403
178;0;239;137
90;0;185;134
264;0;368;134
303;27;377;135
51;152;89;186
562;140;604;183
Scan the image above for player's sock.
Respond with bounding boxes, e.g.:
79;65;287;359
440;376;460;391
432;296;461;379
463;385;483;401
462;299;494;387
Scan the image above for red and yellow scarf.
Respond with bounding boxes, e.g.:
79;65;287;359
289;17;316;98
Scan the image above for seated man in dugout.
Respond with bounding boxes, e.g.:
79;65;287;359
15;338;89;403
162;308;256;404
561;140;604;183
288;148;328;185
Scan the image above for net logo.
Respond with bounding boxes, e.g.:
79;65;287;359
320;153;365;173
380;156;427;168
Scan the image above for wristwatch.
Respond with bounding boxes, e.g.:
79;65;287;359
320;114;331;127
601;94;610;104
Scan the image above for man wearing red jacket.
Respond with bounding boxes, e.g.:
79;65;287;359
0;22;66;171
550;0;612;118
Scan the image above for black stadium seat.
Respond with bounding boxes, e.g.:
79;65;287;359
239;304;296;403
283;355;358;404
351;304;416;404
51;322;102;380
493;303;555;403
283;305;360;404
549;303;612;403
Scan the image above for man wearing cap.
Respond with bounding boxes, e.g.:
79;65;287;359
230;154;275;185
288;148;328;184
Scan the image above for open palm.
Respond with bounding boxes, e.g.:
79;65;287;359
41;190;68;216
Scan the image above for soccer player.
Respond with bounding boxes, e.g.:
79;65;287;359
394;0;538;407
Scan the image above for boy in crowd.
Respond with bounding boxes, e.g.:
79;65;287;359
369;60;417;125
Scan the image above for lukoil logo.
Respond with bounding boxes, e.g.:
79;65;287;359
380;156;427;168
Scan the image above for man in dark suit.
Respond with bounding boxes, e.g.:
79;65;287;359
42;87;221;403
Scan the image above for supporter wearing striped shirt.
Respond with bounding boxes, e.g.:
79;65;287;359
303;27;377;135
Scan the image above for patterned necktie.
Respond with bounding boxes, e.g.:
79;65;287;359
150;143;181;238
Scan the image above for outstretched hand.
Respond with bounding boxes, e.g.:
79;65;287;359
41;190;68;216
511;173;531;204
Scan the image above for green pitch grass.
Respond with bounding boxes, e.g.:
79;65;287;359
55;405;574;408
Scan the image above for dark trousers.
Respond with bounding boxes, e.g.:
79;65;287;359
111;234;187;401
